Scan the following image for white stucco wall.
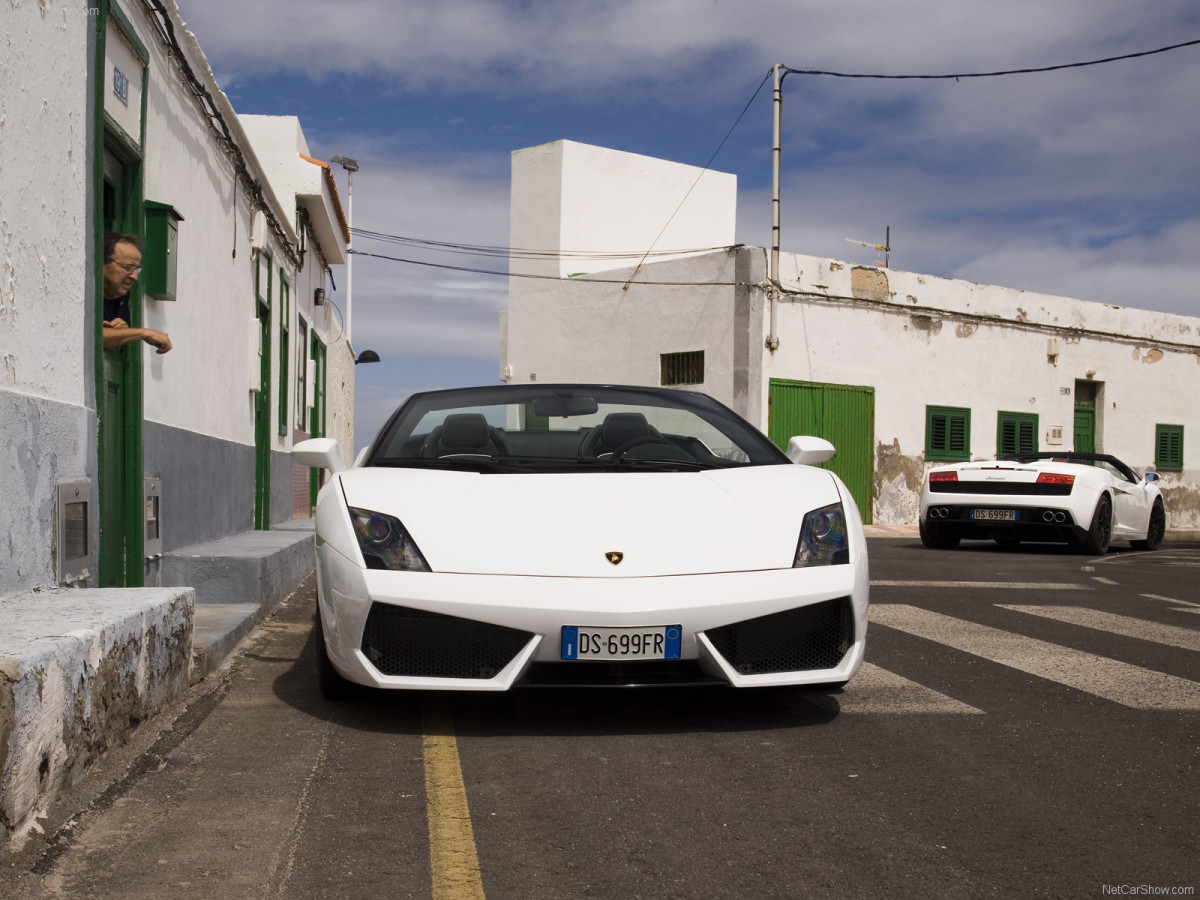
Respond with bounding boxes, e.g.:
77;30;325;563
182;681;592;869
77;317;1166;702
0;3;95;599
131;13;346;458
511;141;737;279
764;254;1200;524
505;250;739;389
1;2;91;407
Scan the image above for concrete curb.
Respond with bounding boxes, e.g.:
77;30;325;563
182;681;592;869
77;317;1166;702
163;525;315;680
0;587;193;850
0;522;317;850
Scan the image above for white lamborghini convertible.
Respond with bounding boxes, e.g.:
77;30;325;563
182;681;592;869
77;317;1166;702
293;384;869;697
920;452;1166;554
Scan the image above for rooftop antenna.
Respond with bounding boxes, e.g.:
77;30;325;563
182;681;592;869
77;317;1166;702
845;226;891;268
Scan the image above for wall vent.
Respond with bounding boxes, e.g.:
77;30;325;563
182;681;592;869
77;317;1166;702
660;350;704;386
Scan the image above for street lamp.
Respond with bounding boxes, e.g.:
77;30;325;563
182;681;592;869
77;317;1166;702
330;155;358;345
355;350;380;365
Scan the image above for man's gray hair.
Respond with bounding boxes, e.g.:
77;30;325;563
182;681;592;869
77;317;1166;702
104;232;142;263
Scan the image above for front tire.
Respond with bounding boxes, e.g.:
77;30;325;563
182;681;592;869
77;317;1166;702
315;612;356;700
920;519;960;550
1080;495;1112;555
1131;499;1166;551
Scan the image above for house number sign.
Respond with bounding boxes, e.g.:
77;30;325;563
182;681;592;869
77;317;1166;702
113;66;129;105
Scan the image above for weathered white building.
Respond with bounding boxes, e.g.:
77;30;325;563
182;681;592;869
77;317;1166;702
0;0;355;843
503;141;1200;529
0;0;354;601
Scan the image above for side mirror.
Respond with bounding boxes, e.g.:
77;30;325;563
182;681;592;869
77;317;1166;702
786;436;836;465
1144;472;1160;483
293;437;345;474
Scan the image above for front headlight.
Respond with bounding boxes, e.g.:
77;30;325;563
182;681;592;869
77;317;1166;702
349;507;431;571
793;502;850;567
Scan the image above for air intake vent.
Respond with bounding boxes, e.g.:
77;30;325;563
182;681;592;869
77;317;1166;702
361;604;532;679
706;597;853;675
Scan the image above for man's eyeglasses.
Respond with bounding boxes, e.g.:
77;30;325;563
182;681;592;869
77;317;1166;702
113;263;141;274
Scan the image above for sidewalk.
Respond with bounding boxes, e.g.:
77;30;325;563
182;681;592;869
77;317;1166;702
1;520;315;850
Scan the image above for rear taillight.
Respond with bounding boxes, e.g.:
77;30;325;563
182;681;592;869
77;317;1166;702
1036;473;1075;486
929;471;958;483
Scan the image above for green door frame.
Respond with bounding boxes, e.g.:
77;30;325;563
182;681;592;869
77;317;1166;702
254;250;273;530
95;2;149;587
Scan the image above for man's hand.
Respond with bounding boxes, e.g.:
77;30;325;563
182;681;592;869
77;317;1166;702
145;329;172;354
102;321;172;354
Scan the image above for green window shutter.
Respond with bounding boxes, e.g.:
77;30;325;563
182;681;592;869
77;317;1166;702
998;411;1038;458
926;406;970;461
1155;424;1184;471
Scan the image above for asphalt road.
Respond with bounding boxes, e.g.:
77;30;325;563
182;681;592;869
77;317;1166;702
5;538;1199;899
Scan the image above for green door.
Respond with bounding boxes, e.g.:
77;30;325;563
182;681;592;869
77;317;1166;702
254;253;273;530
98;145;143;587
308;335;327;508
1073;406;1096;453
768;379;875;524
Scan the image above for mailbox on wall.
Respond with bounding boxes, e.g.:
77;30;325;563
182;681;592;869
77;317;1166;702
143;201;183;301
56;480;91;586
144;477;162;561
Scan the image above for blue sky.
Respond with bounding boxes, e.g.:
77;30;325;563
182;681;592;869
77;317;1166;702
174;0;1200;451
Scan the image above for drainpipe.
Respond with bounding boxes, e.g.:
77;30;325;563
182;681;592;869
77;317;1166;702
766;63;783;353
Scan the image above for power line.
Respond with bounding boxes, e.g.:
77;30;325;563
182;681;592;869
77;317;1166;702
783;38;1200;81
352;228;735;261
621;69;773;289
349;247;751;286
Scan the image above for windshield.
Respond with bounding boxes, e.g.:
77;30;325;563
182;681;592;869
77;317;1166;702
366;384;788;472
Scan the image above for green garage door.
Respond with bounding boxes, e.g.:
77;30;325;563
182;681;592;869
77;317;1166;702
768;379;875;524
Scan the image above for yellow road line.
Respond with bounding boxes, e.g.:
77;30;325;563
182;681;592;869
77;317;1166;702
422;698;486;900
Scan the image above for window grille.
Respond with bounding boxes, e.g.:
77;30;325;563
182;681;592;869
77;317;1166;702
660;350;704;386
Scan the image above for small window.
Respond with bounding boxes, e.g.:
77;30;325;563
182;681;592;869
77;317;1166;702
926;405;970;461
998;411;1038;458
660;350;704;386
1155;424;1184;471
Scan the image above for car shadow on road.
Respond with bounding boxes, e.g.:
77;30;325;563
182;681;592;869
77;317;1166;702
271;606;843;738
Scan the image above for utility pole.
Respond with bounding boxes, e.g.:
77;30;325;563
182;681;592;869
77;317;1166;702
767;63;784;352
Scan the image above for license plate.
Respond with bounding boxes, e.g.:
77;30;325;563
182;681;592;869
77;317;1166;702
561;625;682;660
972;508;1017;521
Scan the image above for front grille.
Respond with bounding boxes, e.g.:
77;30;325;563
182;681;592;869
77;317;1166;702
706;597;854;675
930;481;1073;496
361;604;532;679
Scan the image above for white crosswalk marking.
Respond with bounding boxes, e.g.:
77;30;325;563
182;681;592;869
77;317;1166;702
829;663;982;716
999;606;1200;653
869;605;1200;710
